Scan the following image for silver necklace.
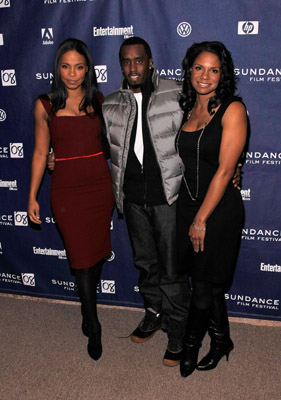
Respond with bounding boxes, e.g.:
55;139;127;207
176;105;214;201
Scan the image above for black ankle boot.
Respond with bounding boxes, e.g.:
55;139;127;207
197;326;233;370
87;327;102;361
180;336;202;377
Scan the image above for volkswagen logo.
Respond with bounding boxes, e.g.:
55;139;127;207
0;109;6;121
177;22;192;37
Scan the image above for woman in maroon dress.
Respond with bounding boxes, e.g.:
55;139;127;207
28;38;114;361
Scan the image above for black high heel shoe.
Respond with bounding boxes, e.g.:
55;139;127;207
87;328;102;361
197;338;234;371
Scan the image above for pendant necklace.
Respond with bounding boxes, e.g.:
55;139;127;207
176;103;215;201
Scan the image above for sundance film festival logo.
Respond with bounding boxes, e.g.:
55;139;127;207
1;69;16;86
0;1;10;8
51;279;76;291
177;22;192;37
95;65;107;83
21;273;36;287
234;67;281;83
14;211;28;226
0;34;3;46
41;28;54;45
245;151;281;166
101;280;115;294
0;109;6;121
225;293;279;310
0;272;22;284
238;21;259;35
10;143;24;158
242;228;281;243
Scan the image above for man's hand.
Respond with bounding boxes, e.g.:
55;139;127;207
232;163;243;189
47;152;55;171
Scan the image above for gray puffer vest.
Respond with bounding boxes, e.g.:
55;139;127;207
102;69;184;213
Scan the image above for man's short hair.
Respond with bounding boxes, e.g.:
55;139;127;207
119;36;152;63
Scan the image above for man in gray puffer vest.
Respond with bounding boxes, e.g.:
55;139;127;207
102;37;191;366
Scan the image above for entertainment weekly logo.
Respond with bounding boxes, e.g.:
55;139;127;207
93;25;134;38
225;293;279;311
33;246;67;260
260;262;281;273
234;67;281;83
242;227;281;243
241;188;251;201
0;34;3;45
0;272;36;287
0;179;18;191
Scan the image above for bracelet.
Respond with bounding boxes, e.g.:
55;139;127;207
192;221;206;231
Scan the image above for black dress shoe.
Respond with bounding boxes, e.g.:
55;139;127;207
87;329;102;361
131;310;161;343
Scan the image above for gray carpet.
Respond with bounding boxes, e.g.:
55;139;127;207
0;295;280;400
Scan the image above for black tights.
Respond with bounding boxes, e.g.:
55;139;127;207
75;262;103;333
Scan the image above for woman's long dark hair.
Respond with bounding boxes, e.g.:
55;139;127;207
49;38;102;121
179;41;238;114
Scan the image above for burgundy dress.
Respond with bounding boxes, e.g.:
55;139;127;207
40;97;114;269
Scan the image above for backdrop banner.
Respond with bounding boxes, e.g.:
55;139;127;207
0;0;280;321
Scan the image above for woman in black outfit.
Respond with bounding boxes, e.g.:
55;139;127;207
176;41;247;377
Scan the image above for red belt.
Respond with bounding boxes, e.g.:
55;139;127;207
55;152;103;161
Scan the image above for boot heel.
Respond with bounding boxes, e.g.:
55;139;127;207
225;350;230;362
225;343;234;361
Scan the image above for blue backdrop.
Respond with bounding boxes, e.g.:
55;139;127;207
0;0;280;321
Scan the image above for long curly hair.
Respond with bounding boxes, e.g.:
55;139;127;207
179;41;238;114
49;38;102;121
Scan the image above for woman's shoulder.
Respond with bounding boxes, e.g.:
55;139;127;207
218;96;245;116
37;93;52;113
221;97;247;127
222;96;243;107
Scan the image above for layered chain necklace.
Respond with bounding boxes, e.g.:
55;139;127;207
176;103;215;201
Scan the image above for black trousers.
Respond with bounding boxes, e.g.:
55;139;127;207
124;200;190;326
